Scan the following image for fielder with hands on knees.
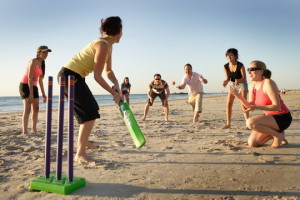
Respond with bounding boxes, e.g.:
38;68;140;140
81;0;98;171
58;16;123;163
19;45;51;134
230;60;292;148
142;74;170;122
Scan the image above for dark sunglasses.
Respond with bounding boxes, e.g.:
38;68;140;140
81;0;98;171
155;78;161;80
247;67;262;72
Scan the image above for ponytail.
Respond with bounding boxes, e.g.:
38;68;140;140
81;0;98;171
263;69;271;79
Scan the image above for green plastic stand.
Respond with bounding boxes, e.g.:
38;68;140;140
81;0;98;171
30;173;86;195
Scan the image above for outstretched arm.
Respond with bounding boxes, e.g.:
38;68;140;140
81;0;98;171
176;79;186;89
230;86;251;108
199;75;208;84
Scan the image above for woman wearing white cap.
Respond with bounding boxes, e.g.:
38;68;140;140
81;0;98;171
19;45;51;134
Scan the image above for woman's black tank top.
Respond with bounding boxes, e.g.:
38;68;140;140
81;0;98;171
224;61;244;82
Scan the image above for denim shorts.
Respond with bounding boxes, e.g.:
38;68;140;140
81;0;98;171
231;81;248;91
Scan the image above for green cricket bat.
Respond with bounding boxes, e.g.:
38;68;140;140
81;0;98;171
119;101;146;148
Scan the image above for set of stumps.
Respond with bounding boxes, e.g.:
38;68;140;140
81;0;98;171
30;76;85;195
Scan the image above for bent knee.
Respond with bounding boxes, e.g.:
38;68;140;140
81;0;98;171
247;138;259;147
246;118;256;129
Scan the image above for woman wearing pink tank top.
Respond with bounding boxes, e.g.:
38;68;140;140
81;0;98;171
19;46;51;134
230;60;292;148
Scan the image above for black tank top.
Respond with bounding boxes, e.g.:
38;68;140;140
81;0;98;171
224;61;244;82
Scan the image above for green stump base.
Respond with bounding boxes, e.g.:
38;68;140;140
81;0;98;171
30;173;86;195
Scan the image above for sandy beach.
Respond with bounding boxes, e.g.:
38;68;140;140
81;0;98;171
1;92;299;200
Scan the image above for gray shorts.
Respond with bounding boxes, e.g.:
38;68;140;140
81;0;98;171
231;81;248;91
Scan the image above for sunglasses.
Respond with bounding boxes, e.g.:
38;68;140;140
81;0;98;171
155;78;161;80
247;67;262;72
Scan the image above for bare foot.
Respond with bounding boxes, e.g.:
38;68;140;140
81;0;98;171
269;135;283;149
245;127;251;130
22;128;30;135
222;125;231;129
86;141;100;149
193;117;199;122
281;131;288;145
22;131;29;135
74;154;95;163
281;139;288;145
165;118;169;122
141;117;146;121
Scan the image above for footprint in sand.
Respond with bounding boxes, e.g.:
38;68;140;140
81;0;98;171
112;141;126;147
255;154;280;163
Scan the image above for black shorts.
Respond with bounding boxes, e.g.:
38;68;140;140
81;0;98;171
19;83;39;99
272;112;292;132
57;67;100;124
147;90;168;106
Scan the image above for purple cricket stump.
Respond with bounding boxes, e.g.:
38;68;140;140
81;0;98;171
68;75;75;182
45;76;53;179
56;76;65;180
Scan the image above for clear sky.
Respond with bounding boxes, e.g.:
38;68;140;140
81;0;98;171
0;0;299;96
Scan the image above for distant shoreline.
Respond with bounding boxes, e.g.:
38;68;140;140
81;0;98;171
1;89;300;98
1;90;299;114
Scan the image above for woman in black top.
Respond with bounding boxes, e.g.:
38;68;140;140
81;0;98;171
222;48;249;129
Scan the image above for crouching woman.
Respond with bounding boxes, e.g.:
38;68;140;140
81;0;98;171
230;60;292;148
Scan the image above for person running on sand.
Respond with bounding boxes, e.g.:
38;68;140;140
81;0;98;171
142;74;170;122
230;60;292;148
121;77;131;105
57;16;123;163
177;63;208;122
19;46;51;134
222;48;249;129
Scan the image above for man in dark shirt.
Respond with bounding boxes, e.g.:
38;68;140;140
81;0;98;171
142;74;170;121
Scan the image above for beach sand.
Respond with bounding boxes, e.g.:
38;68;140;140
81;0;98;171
1;92;300;200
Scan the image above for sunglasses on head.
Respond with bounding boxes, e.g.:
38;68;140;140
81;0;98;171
247;67;262;72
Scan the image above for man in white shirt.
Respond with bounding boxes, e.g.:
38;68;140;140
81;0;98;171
177;63;208;122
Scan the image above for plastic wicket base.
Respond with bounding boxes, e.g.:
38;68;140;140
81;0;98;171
30;173;86;195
